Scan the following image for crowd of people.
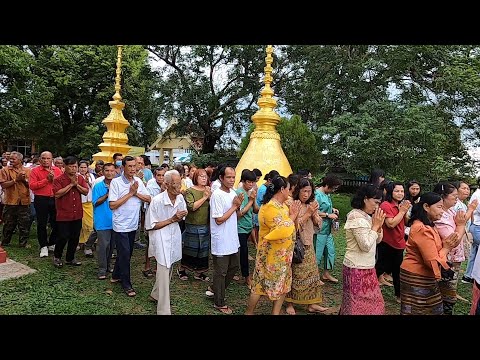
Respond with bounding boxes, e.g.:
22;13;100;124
1;151;479;315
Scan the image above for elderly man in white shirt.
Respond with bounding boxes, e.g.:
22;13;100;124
145;170;187;315
141;167;167;278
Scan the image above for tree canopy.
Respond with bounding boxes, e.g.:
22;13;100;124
0;45;159;157
1;45;480;184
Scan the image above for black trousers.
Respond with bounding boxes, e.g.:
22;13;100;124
238;232;251;277
54;219;82;262
375;241;404;297
34;195;57;248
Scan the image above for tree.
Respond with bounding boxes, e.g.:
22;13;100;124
320;100;475;184
0;45;160;157
238;115;319;174
279;45;387;128
278;45;480;180
0;46;54;148
147;45;267;153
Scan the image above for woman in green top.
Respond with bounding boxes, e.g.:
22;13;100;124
178;168;212;282
314;174;342;283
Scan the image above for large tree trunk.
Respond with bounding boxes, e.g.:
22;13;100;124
201;133;218;154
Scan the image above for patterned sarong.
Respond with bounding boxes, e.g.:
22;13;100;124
339;265;384;315
181;224;210;272
285;245;323;304
400;268;443;315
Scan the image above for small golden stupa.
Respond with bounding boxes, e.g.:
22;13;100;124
92;45;131;164
234;45;292;187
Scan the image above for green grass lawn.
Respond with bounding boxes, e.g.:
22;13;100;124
0;193;475;315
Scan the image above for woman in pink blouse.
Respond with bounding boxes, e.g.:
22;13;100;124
433;182;476;315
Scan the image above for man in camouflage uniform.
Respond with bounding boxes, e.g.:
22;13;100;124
0;151;31;247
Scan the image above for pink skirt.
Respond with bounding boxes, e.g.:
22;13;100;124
339;265;385;315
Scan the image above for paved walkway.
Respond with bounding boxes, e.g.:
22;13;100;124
0;259;36;281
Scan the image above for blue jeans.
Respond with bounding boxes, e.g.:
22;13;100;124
465;224;480;278
112;230;136;290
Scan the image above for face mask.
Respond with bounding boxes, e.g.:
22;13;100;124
115;160;122;167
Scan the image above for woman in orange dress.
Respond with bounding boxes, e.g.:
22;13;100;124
400;192;461;315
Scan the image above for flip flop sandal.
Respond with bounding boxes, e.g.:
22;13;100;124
194;273;210;282
177;269;189;281
98;275;107;280
124;288;136;297
142;269;155;278
110;278;121;284
213;304;233;314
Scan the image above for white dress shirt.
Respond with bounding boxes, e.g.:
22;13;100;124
145;191;187;268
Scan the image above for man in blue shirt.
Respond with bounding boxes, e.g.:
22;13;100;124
92;162;116;280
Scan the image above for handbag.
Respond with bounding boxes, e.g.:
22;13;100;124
292;228;305;264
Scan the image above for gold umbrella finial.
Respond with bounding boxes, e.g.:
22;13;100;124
234;45;292;187
92;45;131;164
113;45;123;102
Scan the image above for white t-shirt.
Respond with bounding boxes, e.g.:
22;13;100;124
145;191;186;268
472;243;480;284
184;177;193;189
81;173;96;203
145;178;163;210
94;176;105;185
109;175;149;233
469;189;480;226
211;179;221;193
209;187;240;256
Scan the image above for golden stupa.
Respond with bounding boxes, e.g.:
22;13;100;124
92;45;131;164
234;45;292;187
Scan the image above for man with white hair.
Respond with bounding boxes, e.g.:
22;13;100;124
29;151;63;257
145;170;187;315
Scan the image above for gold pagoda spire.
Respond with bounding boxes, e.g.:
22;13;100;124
234;45;292;187
92;45;131;164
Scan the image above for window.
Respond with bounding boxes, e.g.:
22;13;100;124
8;140;31;157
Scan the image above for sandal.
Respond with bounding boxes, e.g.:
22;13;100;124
142;269;155;278
194;273;210;282
124;288;136;297
307;305;328;313
110;278;121;284
98;275;107;280
177;268;189;281
213;304;233;314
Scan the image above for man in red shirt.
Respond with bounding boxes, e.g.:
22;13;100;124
52;156;88;268
29;151;63;258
